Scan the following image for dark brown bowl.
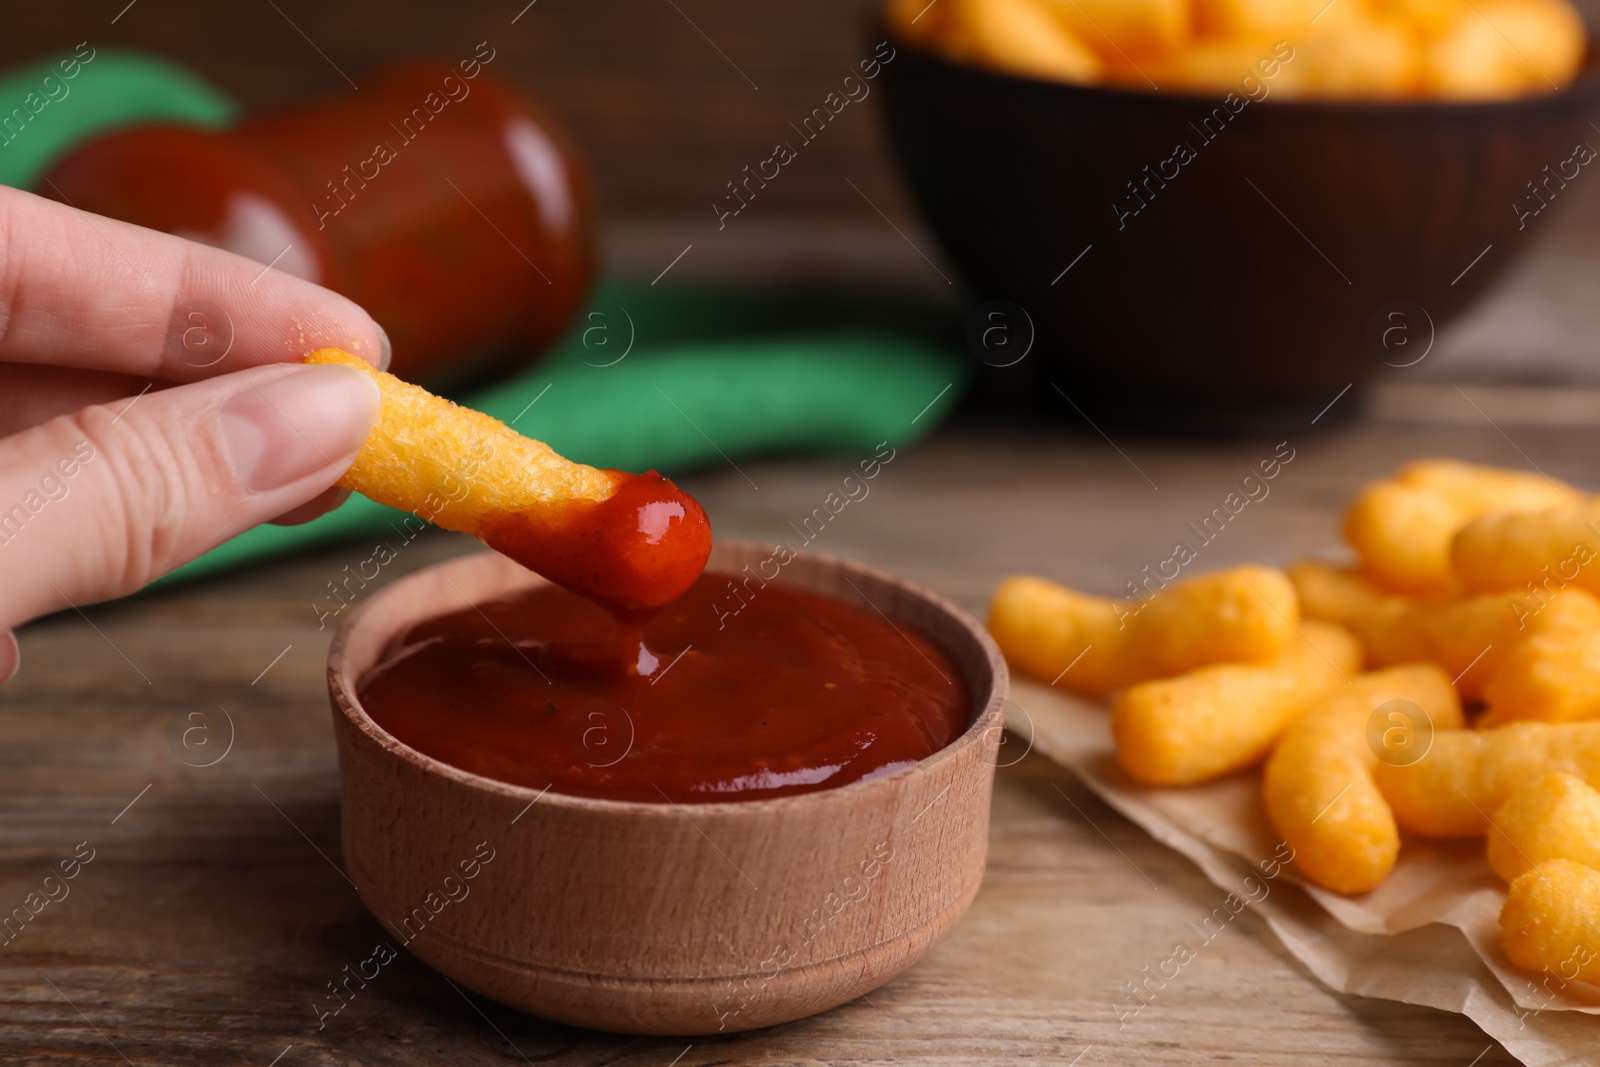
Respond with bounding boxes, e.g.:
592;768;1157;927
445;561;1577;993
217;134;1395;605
878;33;1600;433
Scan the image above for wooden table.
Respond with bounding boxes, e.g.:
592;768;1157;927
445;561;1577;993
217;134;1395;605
4;393;1582;1066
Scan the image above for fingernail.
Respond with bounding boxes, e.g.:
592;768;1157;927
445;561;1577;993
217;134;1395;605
376;323;392;372
0;630;18;686
221;365;379;493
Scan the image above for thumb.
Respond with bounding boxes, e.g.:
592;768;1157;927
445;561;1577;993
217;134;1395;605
0;362;379;634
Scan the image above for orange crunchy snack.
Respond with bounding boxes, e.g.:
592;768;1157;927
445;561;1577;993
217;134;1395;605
1500;858;1600;983
1373;720;1600;837
1452;504;1600;597
307;349;622;526
304;349;711;611
1342;459;1581;596
1290;560;1600;701
889;0;1588;100
994;455;1600;984
1262;664;1461;894
1287;558;1404;634
1486;772;1600;881
988;565;1298;692
1113;620;1360;785
1480;594;1600;726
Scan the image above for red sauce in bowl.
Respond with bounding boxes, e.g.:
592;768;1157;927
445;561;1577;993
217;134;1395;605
357;571;969;803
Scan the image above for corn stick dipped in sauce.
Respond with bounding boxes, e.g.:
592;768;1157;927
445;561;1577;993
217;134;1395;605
305;348;712;672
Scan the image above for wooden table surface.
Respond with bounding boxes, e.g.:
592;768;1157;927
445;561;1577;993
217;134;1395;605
4;393;1590;1066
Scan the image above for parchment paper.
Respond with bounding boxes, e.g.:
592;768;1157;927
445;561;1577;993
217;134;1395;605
1008;678;1600;1067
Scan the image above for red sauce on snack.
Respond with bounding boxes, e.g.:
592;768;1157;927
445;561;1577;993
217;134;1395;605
358;572;969;803
477;470;712;617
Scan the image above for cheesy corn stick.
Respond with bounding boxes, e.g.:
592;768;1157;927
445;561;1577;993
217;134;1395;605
1343;459;1581;595
1486;773;1600;882
1431;0;1587;99
1452;505;1600;596
1290;560;1540;699
988;566;1298;692
1263;664;1462;895
1501;859;1600;984
1480;628;1600;727
1136;566;1299;677
1373;721;1600;837
1046;0;1188;55
988;576;1138;690
1113;621;1361;786
309;349;620;524
1366;595;1558;700
305;349;711;611
1481;592;1600;726
1289;559;1409;638
943;0;1102;83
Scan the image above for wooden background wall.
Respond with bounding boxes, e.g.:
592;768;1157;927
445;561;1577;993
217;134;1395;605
4;0;911;224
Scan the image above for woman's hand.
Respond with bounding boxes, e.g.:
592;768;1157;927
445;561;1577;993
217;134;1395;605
0;185;386;679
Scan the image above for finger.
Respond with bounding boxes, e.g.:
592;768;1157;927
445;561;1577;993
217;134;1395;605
270;485;350;527
0;185;388;381
0;362;379;632
0;364;166;437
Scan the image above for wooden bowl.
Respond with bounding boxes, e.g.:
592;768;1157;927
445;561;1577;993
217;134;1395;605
877;34;1600;433
326;543;1008;1035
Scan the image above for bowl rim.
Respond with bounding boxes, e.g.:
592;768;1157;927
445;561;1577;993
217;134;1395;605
327;541;1009;819
879;21;1600;115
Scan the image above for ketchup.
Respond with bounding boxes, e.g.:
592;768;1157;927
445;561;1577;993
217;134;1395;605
478;470;712;619
40;59;594;385
358;572;969;803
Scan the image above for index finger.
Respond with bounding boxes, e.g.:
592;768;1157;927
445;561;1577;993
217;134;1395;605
0;184;385;380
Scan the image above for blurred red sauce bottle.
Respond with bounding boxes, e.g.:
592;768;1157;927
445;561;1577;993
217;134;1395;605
40;57;595;385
